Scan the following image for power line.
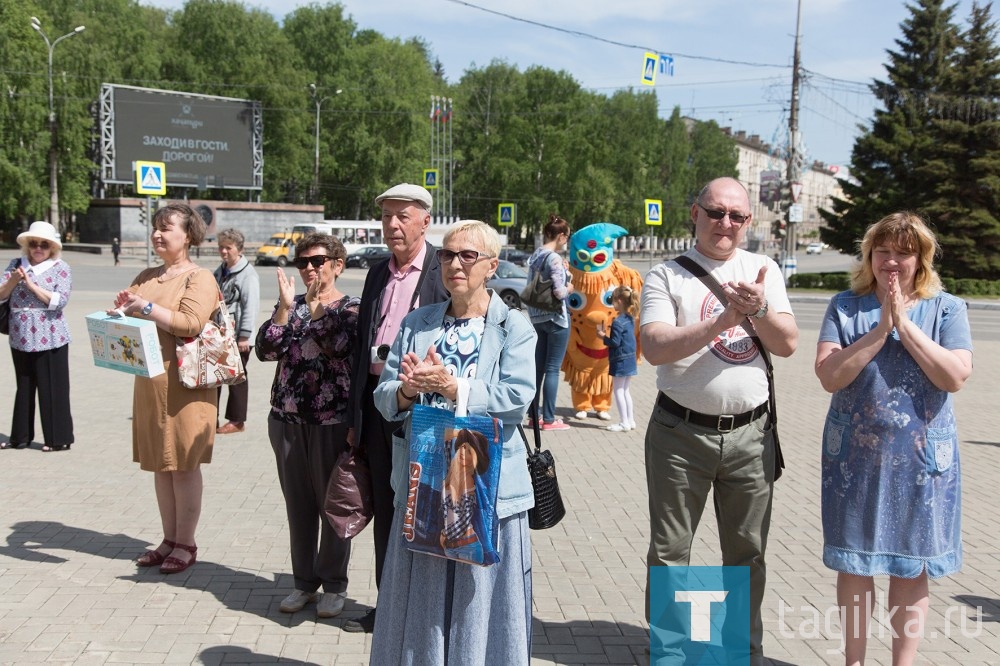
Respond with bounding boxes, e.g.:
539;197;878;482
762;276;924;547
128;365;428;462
441;0;791;69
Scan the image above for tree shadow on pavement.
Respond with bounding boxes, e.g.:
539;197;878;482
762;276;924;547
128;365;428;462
531;617;648;665
198;645;320;665
953;594;1000;623
530;618;801;665
0;520;371;629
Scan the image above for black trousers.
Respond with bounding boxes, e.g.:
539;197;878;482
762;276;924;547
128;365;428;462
268;416;351;593
10;345;74;446
362;373;400;590
217;348;251;423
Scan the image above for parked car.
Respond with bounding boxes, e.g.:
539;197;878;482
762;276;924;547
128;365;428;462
487;260;528;309
346;244;391;268
806;242;824;255
498;247;530;266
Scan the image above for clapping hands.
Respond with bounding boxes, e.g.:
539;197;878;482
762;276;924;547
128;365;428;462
399;344;457;400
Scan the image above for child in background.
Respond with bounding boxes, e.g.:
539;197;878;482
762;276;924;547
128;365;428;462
597;285;639;432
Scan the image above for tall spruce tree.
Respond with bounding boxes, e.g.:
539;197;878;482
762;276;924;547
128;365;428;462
924;2;1000;278
820;0;961;258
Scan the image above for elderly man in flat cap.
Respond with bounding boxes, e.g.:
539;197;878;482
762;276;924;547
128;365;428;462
344;183;449;633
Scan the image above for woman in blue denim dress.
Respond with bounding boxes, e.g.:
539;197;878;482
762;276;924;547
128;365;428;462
815;212;973;665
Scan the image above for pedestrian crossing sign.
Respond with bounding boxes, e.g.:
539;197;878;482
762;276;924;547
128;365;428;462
423;169;439;189
641;52;657;86
135;161;166;196
645;199;662;226
498;203;515;227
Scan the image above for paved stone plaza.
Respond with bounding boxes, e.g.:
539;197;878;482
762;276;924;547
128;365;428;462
0;250;997;664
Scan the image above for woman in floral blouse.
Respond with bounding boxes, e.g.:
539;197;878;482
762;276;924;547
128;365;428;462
255;233;360;620
0;222;74;451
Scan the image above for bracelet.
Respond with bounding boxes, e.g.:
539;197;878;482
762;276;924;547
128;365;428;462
399;386;419;401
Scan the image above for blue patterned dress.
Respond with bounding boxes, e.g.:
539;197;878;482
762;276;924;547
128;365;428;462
819;290;972;579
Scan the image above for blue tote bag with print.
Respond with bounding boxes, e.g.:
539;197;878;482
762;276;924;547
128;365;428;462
403;404;503;566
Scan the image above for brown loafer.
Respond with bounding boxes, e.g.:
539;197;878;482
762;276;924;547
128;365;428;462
216;422;245;435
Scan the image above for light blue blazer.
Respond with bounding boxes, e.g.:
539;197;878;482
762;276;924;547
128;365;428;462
374;291;538;519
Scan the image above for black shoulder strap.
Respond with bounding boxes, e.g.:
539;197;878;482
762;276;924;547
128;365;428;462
673;254;783;477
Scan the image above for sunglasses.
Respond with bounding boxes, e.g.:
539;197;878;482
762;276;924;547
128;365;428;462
293;255;333;270
28;240;51;250
696;202;749;226
436;249;493;266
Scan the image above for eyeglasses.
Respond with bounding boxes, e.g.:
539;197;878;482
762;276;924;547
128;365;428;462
436;249;493;266
28;240;51;250
696;202;749;226
293;255;333;270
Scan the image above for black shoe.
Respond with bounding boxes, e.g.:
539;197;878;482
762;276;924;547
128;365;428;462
343;608;375;633
0;441;28;450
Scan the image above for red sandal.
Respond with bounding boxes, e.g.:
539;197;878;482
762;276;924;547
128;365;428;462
136;539;176;567
160;542;197;574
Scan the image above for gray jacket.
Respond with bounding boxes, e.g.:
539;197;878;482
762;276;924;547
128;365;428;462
213;256;260;339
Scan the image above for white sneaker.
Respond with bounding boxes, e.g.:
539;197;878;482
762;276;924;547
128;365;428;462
607;423;632;432
629;421;637;430
317;592;346;618
280;590;318;613
597;411;613;421
575;410;589;419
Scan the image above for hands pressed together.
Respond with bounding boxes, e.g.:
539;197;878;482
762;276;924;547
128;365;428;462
874;271;909;336
398;344;458;402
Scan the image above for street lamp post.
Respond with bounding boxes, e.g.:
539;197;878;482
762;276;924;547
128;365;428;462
309;83;341;203
30;17;85;230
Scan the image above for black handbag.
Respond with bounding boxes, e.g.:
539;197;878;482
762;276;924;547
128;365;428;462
519;252;562;312
518;402;566;529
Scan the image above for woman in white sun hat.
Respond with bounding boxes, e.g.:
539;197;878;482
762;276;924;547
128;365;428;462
0;221;75;451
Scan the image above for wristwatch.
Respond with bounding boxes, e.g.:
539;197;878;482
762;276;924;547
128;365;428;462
141;301;153;316
752;300;769;319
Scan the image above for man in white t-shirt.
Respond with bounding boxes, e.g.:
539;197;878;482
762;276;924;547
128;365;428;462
640;177;798;665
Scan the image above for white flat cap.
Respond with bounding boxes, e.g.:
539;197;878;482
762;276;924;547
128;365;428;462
374;183;433;212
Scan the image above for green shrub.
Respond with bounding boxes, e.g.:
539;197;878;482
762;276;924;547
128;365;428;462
789;272;851;291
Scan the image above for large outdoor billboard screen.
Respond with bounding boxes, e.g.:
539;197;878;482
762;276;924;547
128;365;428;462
100;84;262;190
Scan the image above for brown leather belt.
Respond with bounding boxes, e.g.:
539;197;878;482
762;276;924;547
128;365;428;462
657;392;767;433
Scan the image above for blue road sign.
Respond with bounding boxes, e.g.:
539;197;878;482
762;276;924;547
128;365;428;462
645;198;663;226
642;52;657;86
498;203;515;227
135;161;166;196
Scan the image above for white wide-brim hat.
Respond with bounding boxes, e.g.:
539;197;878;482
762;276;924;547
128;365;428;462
17;221;62;251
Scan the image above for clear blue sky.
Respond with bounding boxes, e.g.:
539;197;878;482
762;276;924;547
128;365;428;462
144;0;982;169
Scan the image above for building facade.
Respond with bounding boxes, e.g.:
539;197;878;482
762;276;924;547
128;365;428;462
723;127;844;252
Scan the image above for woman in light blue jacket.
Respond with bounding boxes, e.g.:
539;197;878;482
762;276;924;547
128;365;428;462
371;220;537;665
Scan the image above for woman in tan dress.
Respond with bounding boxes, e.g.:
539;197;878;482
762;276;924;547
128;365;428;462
112;203;218;574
